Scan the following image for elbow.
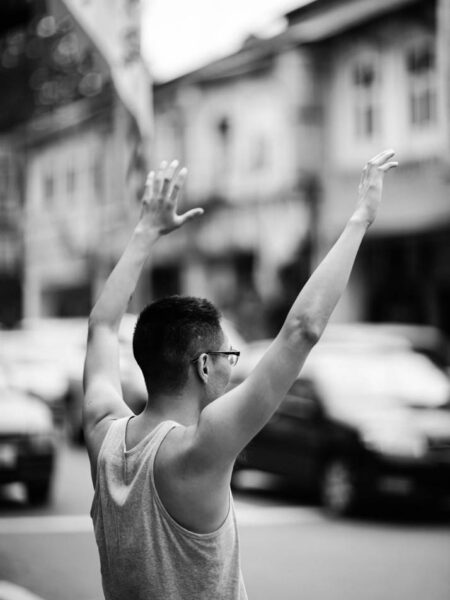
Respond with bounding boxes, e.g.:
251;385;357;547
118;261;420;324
285;314;323;348
300;321;323;347
87;312;117;336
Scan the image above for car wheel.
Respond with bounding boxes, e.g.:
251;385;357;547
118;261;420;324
26;479;52;506
320;459;358;517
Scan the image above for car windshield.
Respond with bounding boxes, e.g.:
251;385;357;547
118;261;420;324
310;349;450;409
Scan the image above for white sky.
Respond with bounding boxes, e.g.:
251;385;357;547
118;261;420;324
142;0;311;81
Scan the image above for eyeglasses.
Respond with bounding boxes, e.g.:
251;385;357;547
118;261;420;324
192;349;240;367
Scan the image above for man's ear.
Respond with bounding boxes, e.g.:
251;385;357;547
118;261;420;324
195;354;209;383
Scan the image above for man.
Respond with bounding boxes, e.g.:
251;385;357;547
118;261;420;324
83;151;397;599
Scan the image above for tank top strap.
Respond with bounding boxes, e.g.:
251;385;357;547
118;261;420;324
94;417;130;475
146;420;181;469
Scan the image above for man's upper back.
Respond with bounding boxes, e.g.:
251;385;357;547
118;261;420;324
91;417;248;600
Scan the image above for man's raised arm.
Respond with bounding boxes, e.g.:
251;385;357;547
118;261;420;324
82;160;203;459
194;150;398;468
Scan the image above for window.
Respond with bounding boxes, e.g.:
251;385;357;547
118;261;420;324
92;160;103;195
406;40;437;128
0;154;20;213
214;116;232;184
44;174;54;206
151;265;181;299
66;169;76;194
217;116;231;141
352;56;380;139
249;135;268;171
0;156;11;208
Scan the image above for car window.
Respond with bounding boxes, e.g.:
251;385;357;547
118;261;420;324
312;349;450;409
279;379;320;419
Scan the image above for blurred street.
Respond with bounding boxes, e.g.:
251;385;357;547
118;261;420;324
2;1;450;599
0;438;449;600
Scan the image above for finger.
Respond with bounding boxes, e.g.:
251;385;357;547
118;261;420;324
177;207;204;226
359;165;368;187
369;149;395;165
161;159;179;198
143;171;155;204
379;161;399;172
370;149;395;166
169;166;188;204
156;160;168;195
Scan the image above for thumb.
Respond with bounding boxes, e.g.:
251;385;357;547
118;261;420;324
178;208;204;226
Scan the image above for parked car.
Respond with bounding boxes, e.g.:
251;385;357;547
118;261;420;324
317;322;449;369
45;314;147;444
231;325;450;516
0;383;57;505
0;329;70;425
367;323;450;369
1;318;94;422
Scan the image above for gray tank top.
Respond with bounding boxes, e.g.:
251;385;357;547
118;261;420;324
91;417;248;600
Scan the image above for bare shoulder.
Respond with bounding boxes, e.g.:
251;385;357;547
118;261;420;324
154;425;233;534
84;416;119;486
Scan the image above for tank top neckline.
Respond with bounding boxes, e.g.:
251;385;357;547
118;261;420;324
123;417;179;455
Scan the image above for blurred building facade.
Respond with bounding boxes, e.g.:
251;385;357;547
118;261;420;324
0;0;150;326
153;40;315;338
153;0;450;338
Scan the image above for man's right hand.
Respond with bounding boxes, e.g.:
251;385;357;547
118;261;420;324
352;149;398;227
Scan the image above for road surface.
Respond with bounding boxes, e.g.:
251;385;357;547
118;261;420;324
1;440;449;600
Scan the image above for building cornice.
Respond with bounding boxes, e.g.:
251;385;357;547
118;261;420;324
154;0;425;89
16;91;115;149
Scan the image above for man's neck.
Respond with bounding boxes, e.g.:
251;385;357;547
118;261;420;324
142;389;203;427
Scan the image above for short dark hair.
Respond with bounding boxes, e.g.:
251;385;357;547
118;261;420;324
133;295;223;394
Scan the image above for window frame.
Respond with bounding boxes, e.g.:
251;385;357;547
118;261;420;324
350;49;382;141
404;36;437;130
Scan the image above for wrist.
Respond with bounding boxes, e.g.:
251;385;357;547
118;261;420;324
133;223;161;243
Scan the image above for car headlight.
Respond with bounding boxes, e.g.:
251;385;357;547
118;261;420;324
362;426;426;459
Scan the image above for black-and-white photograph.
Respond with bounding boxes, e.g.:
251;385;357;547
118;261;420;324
1;1;450;599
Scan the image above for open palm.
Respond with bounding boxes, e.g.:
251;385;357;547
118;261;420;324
140;160;203;235
354;149;398;226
